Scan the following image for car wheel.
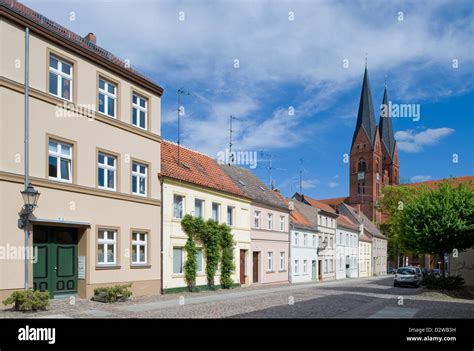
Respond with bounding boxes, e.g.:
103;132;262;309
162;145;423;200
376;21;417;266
393;282;398;287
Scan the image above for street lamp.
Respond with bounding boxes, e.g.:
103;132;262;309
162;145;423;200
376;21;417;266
18;182;40;290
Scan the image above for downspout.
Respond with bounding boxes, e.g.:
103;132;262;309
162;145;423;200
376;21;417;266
159;174;164;294
23;27;30;290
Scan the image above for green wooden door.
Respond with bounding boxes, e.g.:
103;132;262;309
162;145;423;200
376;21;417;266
33;226;78;296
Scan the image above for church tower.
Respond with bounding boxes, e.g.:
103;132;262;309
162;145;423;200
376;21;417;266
379;86;400;187
349;67;383;223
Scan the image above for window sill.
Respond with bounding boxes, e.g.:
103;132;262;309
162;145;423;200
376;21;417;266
266;270;275;274
171;273;185;278
49;92;73;104
278;270;287;273
130;264;151;269
96;265;121;270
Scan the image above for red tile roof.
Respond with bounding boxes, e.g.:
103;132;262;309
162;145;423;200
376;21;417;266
359;231;372;243
273;192;312;228
1;0;163;94
160;141;248;198
337;214;359;231
405;176;474;190
302;195;337;214
317;196;349;207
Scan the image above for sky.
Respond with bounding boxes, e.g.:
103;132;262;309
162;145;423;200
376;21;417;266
24;0;474;199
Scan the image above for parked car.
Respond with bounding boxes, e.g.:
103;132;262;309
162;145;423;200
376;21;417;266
394;267;421;287
387;267;396;274
421;268;429;277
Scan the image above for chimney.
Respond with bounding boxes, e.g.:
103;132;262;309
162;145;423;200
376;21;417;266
85;33;96;44
355;204;361;215
273;188;280;193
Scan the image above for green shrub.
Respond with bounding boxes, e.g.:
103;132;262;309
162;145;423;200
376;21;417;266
184;237;198;292
421;275;465;290
93;284;132;303
2;290;49;311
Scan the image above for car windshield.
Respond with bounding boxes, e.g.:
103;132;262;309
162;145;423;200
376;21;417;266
397;268;415;275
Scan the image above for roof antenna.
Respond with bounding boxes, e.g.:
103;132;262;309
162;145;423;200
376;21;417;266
229;115;239;165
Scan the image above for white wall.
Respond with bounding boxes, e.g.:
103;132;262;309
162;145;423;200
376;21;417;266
290;229;318;283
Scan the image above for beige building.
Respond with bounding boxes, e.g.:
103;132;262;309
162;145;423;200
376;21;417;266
160;141;252;293
358;230;372;277
0;1;163;301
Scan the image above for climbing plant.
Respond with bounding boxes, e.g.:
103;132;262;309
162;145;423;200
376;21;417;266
181;214;236;291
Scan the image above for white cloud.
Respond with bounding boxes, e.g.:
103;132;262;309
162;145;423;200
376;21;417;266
301;179;320;190
328;181;339;188
410;175;432;183
395;128;455;152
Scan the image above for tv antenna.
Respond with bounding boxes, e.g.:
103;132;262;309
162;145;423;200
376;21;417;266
229;115;239;164
177;87;190;165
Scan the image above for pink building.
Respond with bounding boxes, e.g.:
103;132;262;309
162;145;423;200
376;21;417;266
219;165;290;285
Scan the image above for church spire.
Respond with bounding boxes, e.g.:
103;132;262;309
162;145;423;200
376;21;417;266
378;86;396;159
351;66;377;148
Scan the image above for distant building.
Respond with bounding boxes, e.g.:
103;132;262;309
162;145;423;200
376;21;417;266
336;215;360;279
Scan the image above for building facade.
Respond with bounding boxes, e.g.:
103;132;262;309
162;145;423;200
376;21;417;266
160;141;252;292
358;230;372;278
219;165;290;286
335;215;359;279
0;1;163;301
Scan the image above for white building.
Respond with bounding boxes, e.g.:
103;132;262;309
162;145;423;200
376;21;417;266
335;215;359;279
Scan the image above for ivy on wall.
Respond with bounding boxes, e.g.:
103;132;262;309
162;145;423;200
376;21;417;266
181;214;236;291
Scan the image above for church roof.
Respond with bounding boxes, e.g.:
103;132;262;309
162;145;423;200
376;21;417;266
351;67;377;148
379;86;396;159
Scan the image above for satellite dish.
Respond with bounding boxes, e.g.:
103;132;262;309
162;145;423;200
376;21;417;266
288;201;294;211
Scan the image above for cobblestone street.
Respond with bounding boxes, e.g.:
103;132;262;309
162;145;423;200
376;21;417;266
2;276;473;319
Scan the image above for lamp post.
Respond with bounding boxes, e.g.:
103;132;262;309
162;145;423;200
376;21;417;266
18;182;40;289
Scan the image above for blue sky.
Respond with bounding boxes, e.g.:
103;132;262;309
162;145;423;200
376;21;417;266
25;0;474;199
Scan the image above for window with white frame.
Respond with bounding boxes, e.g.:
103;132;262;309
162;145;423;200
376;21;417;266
267;213;273;230
97;229;116;265
312;235;316;247
98;152;116;191
330;259;333;272
194;199;204;218
303;260;307;274
48;139;72;182
212;203;220;222
49;55;72;101
195;249;203;273
131;231;147;265
330;237;334;248
173;194;184;219
254;211;261;229
173;247;183;274
294;260;299;274
227;206;235;226
267;252;273;272
279;252;285;271
132;161;147;196
98;77;117;117
294;232;299;246
132;93;147;129
279;216;285;231
303;234;308;246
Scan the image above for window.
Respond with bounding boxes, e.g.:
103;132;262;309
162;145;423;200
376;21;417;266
194;199;204;218
312;235;316;247
212;203;220;222
267;252;273;272
303;234;308;246
254;211;261;229
324;260;328;273
98;77;117;117
294;260;299;274
173;247;183;274
227;206;235;226
330;259;333;272
294;232;299;246
131;231;147;265
279;252;285;271
346;234;349;246
267;213;273;230
330;237;334;248
98;229;116;265
358;159;366;172
280;216;285;232
173;195;184;219
98;152;116;191
132;161;147;196
48;140;72;182
49;55;72;101
195;249;203;273
303;260;307;274
132;93;147;129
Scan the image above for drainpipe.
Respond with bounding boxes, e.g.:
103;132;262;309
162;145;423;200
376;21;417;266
288;223;293;284
159;175;164;294
24;27;30;290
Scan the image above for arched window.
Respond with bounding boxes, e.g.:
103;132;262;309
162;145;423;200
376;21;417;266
358;159;366;172
362;182;365;194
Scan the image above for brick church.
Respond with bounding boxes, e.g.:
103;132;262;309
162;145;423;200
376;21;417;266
318;66;400;224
